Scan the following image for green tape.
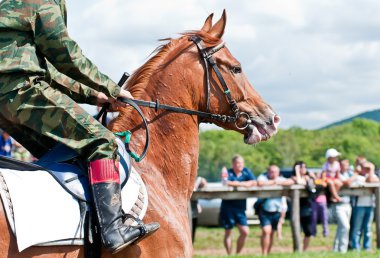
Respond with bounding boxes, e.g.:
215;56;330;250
129;151;141;162
114;130;132;143
114;130;141;162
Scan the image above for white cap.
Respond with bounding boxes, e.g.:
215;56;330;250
325;148;341;158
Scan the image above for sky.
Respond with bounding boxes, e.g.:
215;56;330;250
67;0;380;129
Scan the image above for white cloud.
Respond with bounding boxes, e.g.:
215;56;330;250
67;0;380;129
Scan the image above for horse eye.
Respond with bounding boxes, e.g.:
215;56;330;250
231;66;242;74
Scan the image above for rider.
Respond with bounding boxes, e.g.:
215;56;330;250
0;0;159;254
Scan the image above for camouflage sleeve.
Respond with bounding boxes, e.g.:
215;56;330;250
33;2;121;98
48;62;99;105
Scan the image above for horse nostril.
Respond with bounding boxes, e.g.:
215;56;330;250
267;115;280;126
273;115;281;125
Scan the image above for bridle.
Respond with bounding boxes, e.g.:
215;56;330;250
97;35;253;161
189;35;251;130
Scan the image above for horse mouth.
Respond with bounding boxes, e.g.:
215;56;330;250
243;124;271;145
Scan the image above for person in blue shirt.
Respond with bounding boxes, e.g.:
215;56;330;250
0;130;12;157
220;155;256;255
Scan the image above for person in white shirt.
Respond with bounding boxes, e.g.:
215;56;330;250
257;165;294;256
332;159;356;253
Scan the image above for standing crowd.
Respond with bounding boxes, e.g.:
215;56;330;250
218;149;379;256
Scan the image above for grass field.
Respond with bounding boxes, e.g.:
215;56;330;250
193;222;380;257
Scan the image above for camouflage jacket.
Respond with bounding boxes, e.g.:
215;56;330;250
48;62;99;105
0;0;120;98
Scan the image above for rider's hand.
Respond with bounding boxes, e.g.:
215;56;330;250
109;89;134;109
96;92;109;106
96;89;134;109
118;88;134;99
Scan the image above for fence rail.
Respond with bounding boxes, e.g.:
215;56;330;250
191;183;380;252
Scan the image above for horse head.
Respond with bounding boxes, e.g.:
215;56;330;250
113;11;279;148
193;10;280;144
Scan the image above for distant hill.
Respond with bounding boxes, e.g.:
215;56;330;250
322;109;380;129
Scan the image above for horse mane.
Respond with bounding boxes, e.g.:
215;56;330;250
110;30;221;133
125;30;221;99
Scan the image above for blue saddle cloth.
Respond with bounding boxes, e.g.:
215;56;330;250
0;139;131;202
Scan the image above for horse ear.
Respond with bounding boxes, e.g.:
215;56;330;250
209;9;227;39
201;13;214;32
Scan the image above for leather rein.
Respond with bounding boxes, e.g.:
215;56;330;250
97;35;252;161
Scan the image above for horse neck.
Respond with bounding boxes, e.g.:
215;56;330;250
112;63;202;202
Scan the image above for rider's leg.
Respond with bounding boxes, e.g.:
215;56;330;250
0;78;113;160
89;159;158;253
0;76;159;253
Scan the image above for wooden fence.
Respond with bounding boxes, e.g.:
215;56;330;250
191;183;380;252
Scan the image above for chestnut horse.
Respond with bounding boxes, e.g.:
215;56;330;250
0;11;280;258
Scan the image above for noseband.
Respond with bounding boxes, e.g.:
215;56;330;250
97;35;253;161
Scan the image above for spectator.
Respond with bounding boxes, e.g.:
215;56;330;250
332;159;356;253
220;155;256;255
312;148;342;238
349;155;368;249
354;156;367;173
257;165;294;256
292;161;313;251
322;148;342;203
311;172;329;237
350;161;379;251
191;176;207;243
0;130;12;157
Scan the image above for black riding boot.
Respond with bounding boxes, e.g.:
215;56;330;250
90;159;160;254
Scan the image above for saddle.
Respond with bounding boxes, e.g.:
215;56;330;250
0;138;148;252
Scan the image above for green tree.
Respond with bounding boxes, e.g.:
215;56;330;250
198;118;380;181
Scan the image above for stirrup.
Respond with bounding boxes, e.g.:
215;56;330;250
123;213;146;236
122;213;159;244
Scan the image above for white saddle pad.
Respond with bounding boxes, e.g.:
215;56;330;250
0;166;148;252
